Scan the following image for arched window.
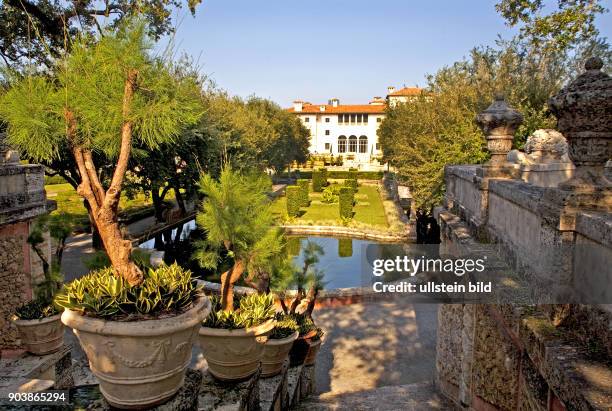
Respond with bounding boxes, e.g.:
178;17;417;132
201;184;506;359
359;136;368;153
338;136;347;153
348;135;357;153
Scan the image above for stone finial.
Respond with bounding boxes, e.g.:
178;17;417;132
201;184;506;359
0;132;20;165
476;95;524;164
548;57;612;188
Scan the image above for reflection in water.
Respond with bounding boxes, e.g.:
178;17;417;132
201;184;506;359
138;219;196;250
290;236;410;289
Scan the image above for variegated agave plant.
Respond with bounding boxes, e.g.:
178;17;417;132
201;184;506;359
204;293;276;329
55;263;201;319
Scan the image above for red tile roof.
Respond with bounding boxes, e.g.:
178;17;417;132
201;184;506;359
287;104;386;114
388;87;422;97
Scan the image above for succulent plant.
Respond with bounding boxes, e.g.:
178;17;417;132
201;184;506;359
204;293;276;329
269;313;299;339
54;263;201;319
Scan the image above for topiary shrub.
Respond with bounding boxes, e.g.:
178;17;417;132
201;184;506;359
348;168;358;181
339;187;354;219
312;170;324;192
344;178;358;193
319;167;328;187
286;186;302;217
297;179;310;206
321;184;342;203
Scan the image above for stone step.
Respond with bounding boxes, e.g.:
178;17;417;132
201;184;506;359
293;381;455;411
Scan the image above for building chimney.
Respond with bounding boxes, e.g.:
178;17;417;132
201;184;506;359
293;100;303;112
370;96;385;105
328;98;339;107
387;86;396;95
319;105;326;112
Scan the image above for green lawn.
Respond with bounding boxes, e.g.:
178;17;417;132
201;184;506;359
271;183;389;228
45;183;169;228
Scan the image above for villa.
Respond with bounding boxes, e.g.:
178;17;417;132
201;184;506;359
287;86;421;165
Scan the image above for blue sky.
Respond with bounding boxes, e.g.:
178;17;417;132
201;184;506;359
163;0;612;106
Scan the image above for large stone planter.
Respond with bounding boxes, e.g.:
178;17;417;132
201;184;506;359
288;330;317;366
198;319;275;381
13;313;64;355
61;295;210;409
261;331;298;378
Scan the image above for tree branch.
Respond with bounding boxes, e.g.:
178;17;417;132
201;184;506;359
104;69;138;212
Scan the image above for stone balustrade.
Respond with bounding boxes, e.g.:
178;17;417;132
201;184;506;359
434;58;611;410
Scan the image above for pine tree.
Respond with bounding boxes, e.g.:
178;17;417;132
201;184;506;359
0;21;203;285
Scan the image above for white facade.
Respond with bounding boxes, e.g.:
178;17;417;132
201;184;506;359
287;87;421;164
288;100;386;164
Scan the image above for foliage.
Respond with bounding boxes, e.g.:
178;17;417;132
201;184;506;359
312;170;325;192
54;263;200;319
194;166;284;311
296;179;309;207
286;186;302;217
203;293;276;329
294;313;317;337
0;0;203;70
348;168;358;180
269;313;299;339
15;298;60;320
378;1;610;211
286;237;303;257
338;187;354;219
281;170;384;180
321;184;342;204
344;178;358;193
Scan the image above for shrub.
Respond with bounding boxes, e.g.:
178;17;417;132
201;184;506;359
286;186;302;217
297;179;309;206
203;293;276;329
15;299;60;320
321;184;342;203
344;178;358;193
312;170;325;192
339;187;354;219
44;175;67;185
294;313;317;336
320;167;328;185
286;236;302;256
55;263;200;320
280;171;384;180
348;168;358;180
270;313;299;339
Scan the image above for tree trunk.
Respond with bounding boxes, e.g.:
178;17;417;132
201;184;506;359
152;188;165;222
173;185;186;216
220;260;245;312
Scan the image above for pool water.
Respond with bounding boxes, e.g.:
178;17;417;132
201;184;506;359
288;236;407;289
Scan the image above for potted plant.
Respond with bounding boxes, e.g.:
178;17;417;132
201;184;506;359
274;240;326;367
199;293;276;380
0;22;205;409
261;313;299;377
12;214;72;355
194;166;285;380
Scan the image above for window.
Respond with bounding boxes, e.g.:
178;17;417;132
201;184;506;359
325;130;330;135
363;114;368;123
350;114;356;123
348;135;357;152
338;136;347;153
338;115;343;123
376;117;382;123
304;117;310;122
357;114;362;123
359;136;368;153
325;117;330;123
344;114;350;123
325;143;331;150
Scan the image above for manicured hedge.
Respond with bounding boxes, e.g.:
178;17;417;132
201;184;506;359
344;178;358;193
312;170;325;192
348;168;358;181
339;187;354;219
282;170;384;180
297;179;309;206
286;186;302;217
338;238;353;257
45;175;67;185
320;168;328;186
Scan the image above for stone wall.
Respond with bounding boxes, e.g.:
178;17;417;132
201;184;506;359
0;222;31;348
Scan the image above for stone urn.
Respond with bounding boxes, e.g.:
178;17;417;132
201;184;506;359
261;331;299;378
61;295;210;409
13;314;64;355
198;319;275;381
548;57;612;189
476;94;524;165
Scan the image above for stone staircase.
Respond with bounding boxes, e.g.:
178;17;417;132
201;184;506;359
294;381;455;411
